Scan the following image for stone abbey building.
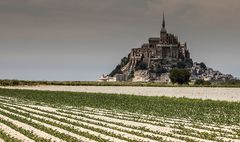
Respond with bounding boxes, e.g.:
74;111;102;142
130;14;190;67
100;14;233;82
106;14;192;82
109;14;192;82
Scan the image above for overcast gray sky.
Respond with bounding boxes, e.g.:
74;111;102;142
0;0;240;81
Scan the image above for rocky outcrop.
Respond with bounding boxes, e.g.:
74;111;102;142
190;62;234;82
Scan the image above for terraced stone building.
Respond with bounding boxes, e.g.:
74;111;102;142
109;14;192;82
106;14;234;82
130;13;190;67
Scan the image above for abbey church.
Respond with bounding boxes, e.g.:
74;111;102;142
129;13;190;70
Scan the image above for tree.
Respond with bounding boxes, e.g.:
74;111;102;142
155;67;168;74
135;61;148;70
170;69;191;84
109;56;128;77
109;64;122;77
176;61;186;69
176;59;193;69
200;62;207;70
120;57;129;66
194;79;211;85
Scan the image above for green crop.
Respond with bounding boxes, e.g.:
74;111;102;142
0;88;240;125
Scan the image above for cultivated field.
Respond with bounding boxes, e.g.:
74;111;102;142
0;96;240;142
0;88;240;142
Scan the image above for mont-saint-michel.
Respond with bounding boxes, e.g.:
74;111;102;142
1;1;240;142
99;14;234;83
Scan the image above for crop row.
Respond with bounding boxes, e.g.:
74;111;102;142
0;129;22;142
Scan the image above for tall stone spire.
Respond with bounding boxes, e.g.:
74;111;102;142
162;12;165;28
161;12;167;33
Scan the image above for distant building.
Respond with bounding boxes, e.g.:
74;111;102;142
115;74;127;81
98;74;126;82
107;13;234;83
118;13;190;82
127;13;190;73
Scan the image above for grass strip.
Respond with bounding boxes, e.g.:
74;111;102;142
1;79;240;88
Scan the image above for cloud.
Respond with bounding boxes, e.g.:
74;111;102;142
0;0;240;80
146;0;240;25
